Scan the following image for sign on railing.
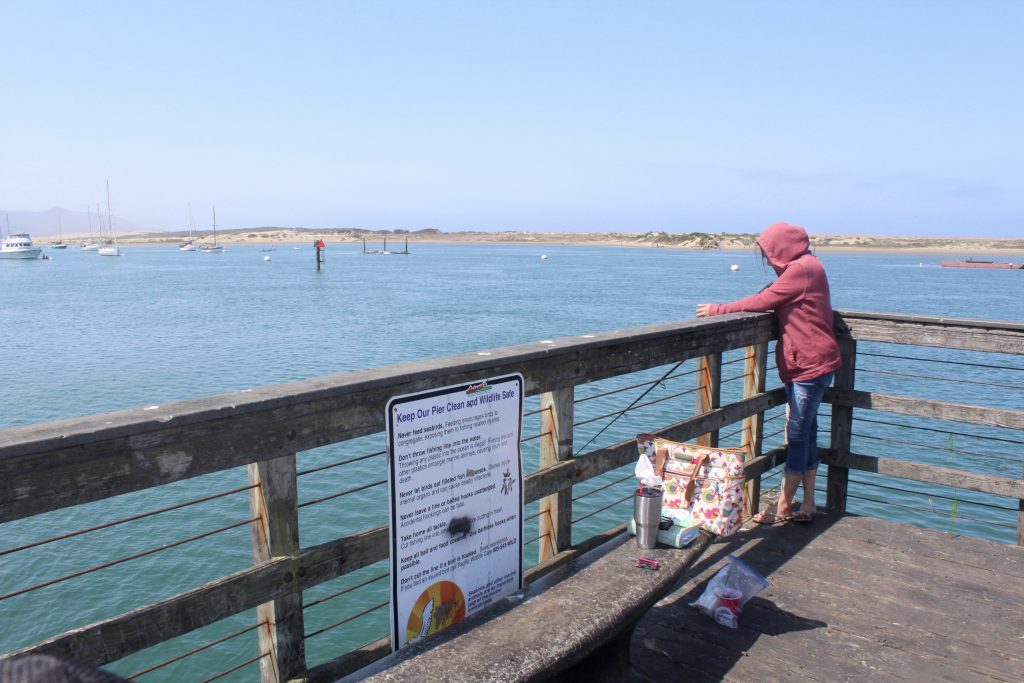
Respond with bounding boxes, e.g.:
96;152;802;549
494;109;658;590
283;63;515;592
386;374;524;650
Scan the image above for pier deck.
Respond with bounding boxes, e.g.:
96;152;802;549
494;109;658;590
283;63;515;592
629;513;1024;682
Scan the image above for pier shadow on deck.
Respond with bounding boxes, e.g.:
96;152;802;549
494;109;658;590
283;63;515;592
625;513;1024;682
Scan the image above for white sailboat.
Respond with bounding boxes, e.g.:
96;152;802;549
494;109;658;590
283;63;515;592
98;181;122;256
81;206;102;250
50;216;68;249
179;202;198;251
198;207;224;253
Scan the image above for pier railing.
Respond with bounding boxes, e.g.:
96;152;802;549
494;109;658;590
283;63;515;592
1;311;1021;682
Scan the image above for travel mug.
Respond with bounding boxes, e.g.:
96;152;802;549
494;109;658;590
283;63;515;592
633;487;663;549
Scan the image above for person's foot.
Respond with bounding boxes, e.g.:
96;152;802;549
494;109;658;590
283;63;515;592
790;510;814;524
753;510;791;526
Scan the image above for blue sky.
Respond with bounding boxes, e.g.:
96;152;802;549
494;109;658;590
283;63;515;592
1;1;1020;236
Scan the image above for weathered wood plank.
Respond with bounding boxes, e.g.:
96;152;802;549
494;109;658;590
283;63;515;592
0;314;775;524
352;532;714;683
304;637;391;683
778;532;1024;620
636;622;835;683
694;353;721;447
820;513;1024;578
836;309;1024;355
0;386;786;668
754;530;1024;680
740;343;768;518
537;388;574;562
638;528;991;683
742;447;788;481
247;454;305;682
524;389;787;503
826;388;1024;430
634;514;1024;683
1019;493;1024;548
305;524;636;683
820;448;1024;500
827;338;856;513
2;528;389;667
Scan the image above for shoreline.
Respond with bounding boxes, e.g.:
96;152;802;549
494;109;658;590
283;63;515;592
38;228;1024;255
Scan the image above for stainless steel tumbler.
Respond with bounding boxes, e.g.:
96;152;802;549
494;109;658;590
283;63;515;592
633;487;663;549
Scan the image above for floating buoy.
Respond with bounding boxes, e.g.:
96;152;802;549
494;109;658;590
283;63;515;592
541;254;548;260
263;256;271;262
730;264;740;272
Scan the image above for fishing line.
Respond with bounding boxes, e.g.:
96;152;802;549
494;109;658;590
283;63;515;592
573;358;687;457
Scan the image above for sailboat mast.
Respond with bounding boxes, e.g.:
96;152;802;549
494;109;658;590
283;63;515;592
212;207;217;246
87;206;93;241
106;180;117;247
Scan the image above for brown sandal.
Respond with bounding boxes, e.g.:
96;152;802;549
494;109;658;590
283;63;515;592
753;511;791;526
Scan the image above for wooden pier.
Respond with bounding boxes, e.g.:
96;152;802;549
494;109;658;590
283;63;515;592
630;511;1024;682
0;310;1021;681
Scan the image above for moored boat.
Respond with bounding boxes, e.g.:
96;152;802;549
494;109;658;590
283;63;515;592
97;181;122;256
941;259;1023;269
50;216;68;249
198;207;224;252
0;233;43;259
179;202;198;251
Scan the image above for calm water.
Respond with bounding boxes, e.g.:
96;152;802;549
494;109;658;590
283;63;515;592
1;243;1021;679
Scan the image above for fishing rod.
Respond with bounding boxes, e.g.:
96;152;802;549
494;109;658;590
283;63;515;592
573;358;687;457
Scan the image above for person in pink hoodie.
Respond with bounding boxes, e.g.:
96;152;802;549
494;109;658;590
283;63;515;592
697;222;841;524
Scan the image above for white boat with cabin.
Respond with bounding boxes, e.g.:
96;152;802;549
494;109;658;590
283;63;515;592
0;234;43;259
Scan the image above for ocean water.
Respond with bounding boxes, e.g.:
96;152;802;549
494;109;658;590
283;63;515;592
1;243;1021;679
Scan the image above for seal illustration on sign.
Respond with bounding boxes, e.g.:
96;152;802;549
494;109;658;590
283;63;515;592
406;580;466;643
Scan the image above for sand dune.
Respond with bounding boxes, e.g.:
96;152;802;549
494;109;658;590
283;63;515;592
47;227;1024;253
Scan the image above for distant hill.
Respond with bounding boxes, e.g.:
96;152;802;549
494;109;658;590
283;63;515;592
0;207;141;236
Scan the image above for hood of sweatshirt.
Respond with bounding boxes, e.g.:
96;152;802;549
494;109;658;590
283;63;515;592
757;222;810;269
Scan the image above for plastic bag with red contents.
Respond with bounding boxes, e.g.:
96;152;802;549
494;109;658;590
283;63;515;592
690;555;768;628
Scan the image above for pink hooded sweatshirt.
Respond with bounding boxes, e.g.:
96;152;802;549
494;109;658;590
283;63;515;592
709;222;841;383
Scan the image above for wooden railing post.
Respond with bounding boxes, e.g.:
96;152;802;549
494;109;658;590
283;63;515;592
538;388;574;562
1018;466;1024;547
740;343;768;518
248;454;305;683
695;353;722;447
827;338;856;514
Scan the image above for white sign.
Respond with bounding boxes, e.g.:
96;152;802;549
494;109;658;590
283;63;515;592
386;374;524;651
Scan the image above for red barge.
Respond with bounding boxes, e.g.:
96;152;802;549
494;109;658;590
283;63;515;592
941;259;1024;269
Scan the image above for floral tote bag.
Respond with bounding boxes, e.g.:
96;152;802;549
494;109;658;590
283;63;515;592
637;434;748;537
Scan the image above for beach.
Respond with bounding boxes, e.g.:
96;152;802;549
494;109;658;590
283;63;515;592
46;228;1024;253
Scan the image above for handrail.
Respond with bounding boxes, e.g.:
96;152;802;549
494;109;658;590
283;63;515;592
2;310;1023;682
0;313;775;524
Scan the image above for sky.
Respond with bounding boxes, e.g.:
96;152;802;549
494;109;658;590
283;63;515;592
1;1;1021;236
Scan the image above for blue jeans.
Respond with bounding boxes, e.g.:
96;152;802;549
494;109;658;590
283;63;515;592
784;372;833;475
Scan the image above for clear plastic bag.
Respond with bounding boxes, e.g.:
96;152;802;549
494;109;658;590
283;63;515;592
690;555;768;629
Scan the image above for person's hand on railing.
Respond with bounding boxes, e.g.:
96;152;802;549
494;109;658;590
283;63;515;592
696;304;712;318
